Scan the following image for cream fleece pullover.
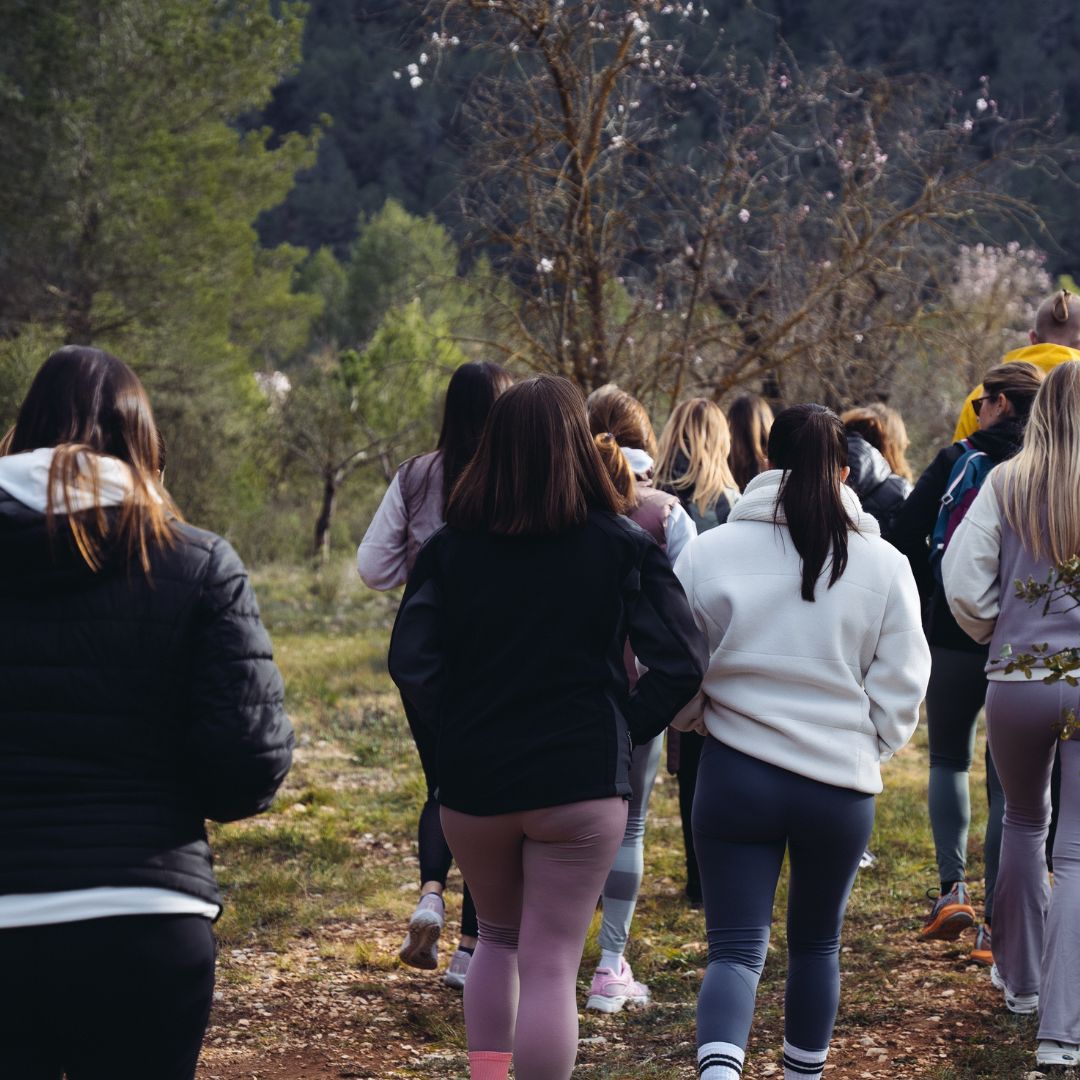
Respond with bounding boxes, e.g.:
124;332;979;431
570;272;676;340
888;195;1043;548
673;471;930;794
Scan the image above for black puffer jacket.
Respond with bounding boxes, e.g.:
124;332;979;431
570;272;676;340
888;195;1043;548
0;490;293;908
845;434;911;542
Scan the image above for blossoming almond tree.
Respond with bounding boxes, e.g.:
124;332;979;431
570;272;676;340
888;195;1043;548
421;0;1065;411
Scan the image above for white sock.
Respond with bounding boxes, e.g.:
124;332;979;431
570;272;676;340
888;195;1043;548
698;1041;744;1079
783;1039;828;1080
599;949;623;972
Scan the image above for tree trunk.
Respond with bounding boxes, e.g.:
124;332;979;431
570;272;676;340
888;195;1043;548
313;470;340;564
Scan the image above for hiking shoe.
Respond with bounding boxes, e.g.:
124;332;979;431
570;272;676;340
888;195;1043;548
918;882;976;941
585;958;651;1013
443;947;471;990
970;923;993;966
1037;1041;1080;1067
399;893;444;970
990;963;1039;1015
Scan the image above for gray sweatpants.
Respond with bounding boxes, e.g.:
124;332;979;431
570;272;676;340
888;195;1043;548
985;679;1080;1043
597;733;663;956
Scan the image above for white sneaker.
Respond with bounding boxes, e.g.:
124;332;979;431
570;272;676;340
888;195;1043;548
399;894;444;970
443;947;471;990
1037;1040;1080;1067
990;964;1039;1015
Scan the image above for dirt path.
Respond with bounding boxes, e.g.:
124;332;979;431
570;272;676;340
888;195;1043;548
196;908;1057;1080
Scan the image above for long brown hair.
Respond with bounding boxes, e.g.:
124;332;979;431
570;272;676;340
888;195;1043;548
768;404;854;602
447;376;626;533
727;394;774;492
1;346;179;573
436;361;513;504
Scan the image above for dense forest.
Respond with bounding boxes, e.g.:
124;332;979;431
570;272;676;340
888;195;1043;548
2;0;1077;562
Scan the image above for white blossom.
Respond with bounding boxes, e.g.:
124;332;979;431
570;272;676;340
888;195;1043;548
392;70;401;80
975;97;988;112
410;75;423;89
537;257;555;274
738;208;750;223
419;52;429;65
407;63;419;76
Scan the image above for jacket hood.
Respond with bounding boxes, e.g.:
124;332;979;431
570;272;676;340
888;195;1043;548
0;448;139;514
845;434;895;497
1002;342;1080;373
967;415;1027;462
730;469;880;536
621;447;654;479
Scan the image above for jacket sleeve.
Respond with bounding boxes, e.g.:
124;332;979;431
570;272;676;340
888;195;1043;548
357;472;410;590
942;480;1003;644
387;537;444;733
188;538;294;823
863;559;931;760
889;448;953;603
624;538;708;745
663;502;697;567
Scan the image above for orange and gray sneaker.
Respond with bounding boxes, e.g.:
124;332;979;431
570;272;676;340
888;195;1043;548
970;922;992;965
918;881;976;941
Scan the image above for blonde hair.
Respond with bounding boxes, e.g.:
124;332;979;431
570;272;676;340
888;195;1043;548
655;398;739;515
999;362;1080;564
1034;288;1080;348
864;403;913;482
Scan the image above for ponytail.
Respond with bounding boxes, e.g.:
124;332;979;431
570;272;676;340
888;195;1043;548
768;404;854;602
594;432;637;509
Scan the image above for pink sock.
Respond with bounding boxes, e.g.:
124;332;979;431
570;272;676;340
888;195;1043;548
468;1050;512;1080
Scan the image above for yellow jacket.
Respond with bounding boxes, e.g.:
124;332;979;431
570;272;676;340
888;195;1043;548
953;343;1080;440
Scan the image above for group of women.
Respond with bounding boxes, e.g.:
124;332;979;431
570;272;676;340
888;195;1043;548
2;298;1078;1080
365;303;1080;1079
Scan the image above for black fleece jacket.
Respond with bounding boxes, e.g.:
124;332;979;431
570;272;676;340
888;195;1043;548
890;417;1025;652
388;511;707;816
0;490;294;908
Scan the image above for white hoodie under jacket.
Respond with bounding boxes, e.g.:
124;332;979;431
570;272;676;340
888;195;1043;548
673;471;930;794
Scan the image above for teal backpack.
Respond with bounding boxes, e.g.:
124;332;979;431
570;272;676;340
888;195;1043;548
929;438;994;584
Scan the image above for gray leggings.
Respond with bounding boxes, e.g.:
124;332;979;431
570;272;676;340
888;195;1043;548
925;645;1004;919
985;680;1080;1043
598;733;663;956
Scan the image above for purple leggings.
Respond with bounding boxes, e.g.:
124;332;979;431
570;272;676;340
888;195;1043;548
986;680;1080;1042
441;797;627;1080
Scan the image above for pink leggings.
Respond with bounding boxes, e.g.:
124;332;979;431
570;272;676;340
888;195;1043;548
441;797;628;1080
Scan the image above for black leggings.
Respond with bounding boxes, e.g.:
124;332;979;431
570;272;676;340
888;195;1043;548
676;730;705;898
0;914;215;1080
403;692;478;939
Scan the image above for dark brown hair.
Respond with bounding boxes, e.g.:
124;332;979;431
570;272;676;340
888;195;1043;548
437;361;513;504
768;404;854;602
446;376;627;533
1;346;179;572
727;393;774;492
585;384;659;459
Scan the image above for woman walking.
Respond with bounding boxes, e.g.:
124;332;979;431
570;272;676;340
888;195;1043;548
584;385;697;1010
389;376;706;1080
358;360;511;986
655;397;741;906
944;362;1080;1067
0;347;293;1080
892;362;1043;962
674;404;929;1080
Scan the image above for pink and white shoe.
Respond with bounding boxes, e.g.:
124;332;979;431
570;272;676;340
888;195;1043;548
585;958;650;1013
